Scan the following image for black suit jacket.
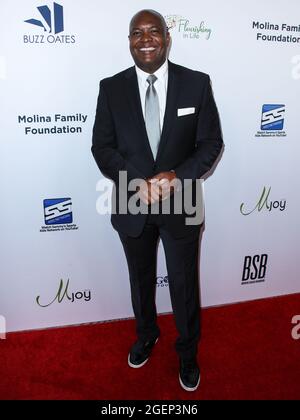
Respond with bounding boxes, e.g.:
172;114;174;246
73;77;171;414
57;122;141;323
92;61;223;238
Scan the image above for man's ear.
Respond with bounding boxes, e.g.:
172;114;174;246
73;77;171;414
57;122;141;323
166;31;172;55
166;31;171;44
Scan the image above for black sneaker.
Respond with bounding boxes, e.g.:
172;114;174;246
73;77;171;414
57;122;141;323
128;337;159;368
179;358;200;391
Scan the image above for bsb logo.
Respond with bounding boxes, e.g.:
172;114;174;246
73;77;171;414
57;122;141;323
242;254;268;285
43;198;72;225
23;2;76;44
261;104;285;131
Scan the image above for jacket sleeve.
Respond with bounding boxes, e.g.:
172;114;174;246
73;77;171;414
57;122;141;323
174;75;223;184
91;80;146;186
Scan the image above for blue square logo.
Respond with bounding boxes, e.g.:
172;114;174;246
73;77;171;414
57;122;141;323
43;198;72;225
261;104;285;131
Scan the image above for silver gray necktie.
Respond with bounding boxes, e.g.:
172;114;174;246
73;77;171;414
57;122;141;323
145;74;161;159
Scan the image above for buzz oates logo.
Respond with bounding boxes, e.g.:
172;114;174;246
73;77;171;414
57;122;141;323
165;14;212;40
242;254;268;285
240;187;287;216
36;279;91;307
40;198;79;232
23;2;76;44
255;104;287;138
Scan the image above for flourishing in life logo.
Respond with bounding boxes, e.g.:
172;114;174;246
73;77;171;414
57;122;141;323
165;14;212;40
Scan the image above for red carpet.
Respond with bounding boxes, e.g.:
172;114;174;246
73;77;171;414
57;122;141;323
0;294;300;400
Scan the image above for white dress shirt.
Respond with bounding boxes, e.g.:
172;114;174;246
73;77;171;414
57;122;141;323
135;60;168;132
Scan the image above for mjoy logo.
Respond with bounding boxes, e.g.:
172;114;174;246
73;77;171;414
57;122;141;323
23;2;76;44
240;186;286;216
36;279;91;307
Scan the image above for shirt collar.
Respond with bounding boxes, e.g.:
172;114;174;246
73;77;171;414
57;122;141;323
135;60;168;86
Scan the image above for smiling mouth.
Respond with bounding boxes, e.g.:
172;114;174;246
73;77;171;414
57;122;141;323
139;47;156;52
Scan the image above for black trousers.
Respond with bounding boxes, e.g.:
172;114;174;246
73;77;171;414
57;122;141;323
118;214;201;361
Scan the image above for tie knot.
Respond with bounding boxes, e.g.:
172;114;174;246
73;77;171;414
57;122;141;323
147;74;157;86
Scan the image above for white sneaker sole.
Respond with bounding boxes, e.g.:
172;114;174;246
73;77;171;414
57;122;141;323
127;338;159;369
179;373;201;392
128;355;149;368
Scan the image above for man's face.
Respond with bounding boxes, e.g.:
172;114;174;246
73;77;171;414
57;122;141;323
129;12;170;74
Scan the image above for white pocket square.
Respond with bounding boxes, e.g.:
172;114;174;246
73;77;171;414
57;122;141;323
177;107;195;117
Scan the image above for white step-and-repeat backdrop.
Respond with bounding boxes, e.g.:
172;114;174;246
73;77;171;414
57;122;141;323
1;0;299;332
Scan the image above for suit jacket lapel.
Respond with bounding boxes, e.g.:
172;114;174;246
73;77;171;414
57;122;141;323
155;61;180;164
124;67;155;164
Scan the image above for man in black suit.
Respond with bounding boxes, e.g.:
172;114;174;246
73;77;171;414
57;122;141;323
92;9;223;391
